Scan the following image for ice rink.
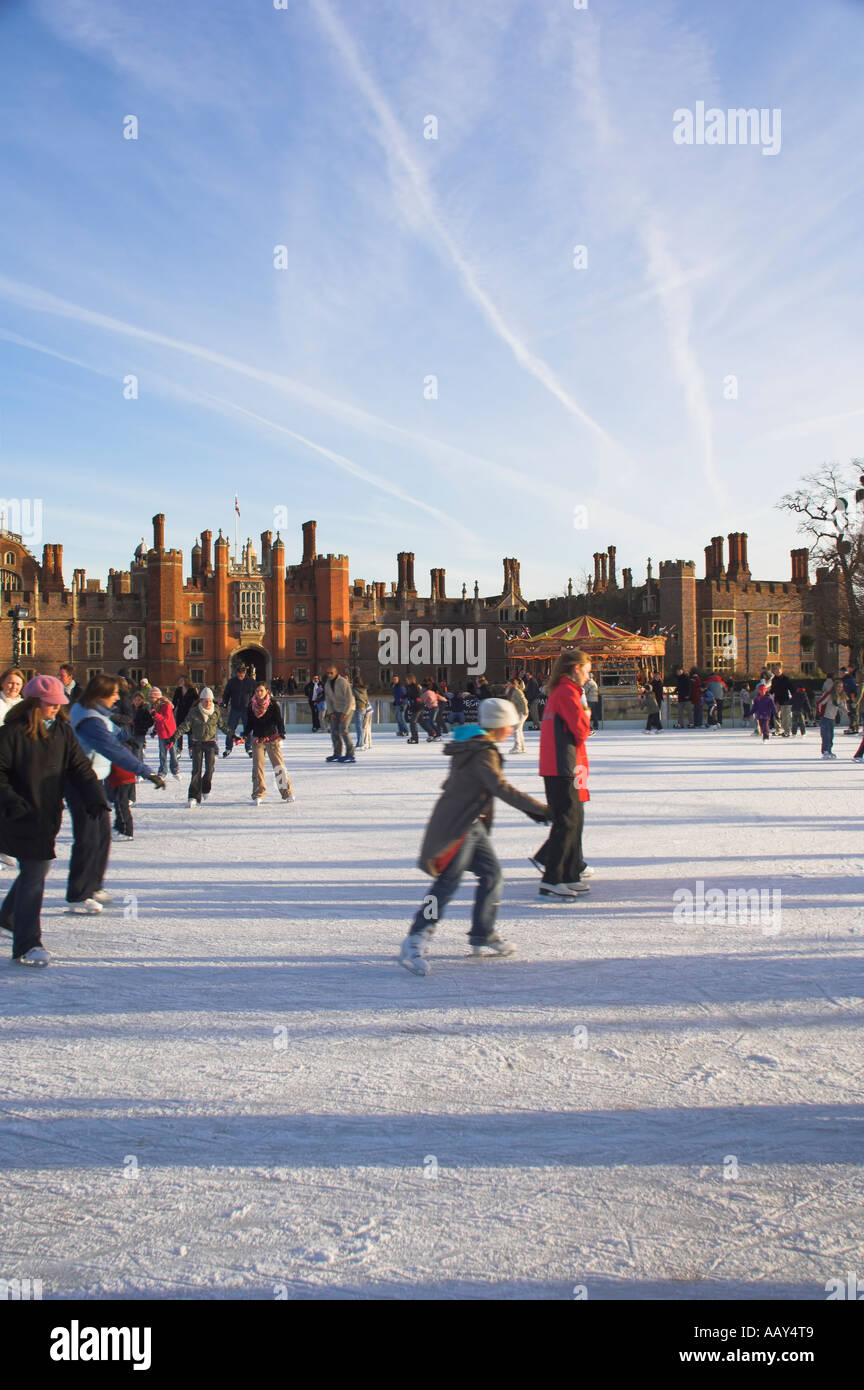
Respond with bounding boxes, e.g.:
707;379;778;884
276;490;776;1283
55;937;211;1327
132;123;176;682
1;724;862;1300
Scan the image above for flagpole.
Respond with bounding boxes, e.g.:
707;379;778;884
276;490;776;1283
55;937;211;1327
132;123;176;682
234;495;238;565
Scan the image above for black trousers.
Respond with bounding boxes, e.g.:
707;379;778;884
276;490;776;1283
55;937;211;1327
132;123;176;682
189;740;217;802
113;785;134;836
308;700;320;731
534;776;585;884
1;858;52;958
66;780;111;903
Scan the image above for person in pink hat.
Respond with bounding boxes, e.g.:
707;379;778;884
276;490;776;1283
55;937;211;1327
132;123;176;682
0;676;107;965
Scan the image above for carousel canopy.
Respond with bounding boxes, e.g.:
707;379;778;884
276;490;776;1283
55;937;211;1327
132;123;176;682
508;613;666;659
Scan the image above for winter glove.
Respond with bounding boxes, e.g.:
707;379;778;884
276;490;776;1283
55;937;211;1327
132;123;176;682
149;774;166;790
86;799;109;819
528;809;552;824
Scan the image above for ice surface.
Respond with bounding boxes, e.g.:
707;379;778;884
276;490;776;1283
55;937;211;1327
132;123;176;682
1;726;862;1300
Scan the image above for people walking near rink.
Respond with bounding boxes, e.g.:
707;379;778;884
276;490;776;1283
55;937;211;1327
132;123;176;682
642;682;661;733
352;676;373;752
0;676;108;965
172;688;228;805
324;665;356;763
768;665;792;736
398;698;549;976
392;676;408;736
305;674;323;732
150;689;179;777
245;683;294;802
584;672;600;731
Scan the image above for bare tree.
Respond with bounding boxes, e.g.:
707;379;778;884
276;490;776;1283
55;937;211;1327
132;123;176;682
777;460;864;668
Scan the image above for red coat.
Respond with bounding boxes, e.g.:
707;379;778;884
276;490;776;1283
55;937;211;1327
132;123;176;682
107;763;136;788
151;700;177;739
538;678;590;800
689;675;702;705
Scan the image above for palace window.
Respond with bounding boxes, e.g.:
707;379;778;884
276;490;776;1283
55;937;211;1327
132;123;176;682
295;639;308;655
235;583;264;628
4;551;15;565
767;635;780;655
767;611;780;627
127;669;144;685
86;627;103;658
188;638;204;656
702;617;736;669
294;603;308;620
801;612;813;629
190;602;203;619
801;661;815;674
191;669;206;686
87;668;102;681
19;627;34;657
0;569;21;591
295;668;309;686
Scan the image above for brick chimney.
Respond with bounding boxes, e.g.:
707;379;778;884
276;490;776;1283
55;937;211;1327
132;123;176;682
200;529;213;574
260;530;272;568
600;553;608;588
593;553;603;591
738;532;750;580
622;567;632;589
607;545;617;587
791;547;809;584
397;552;409;595
302;520;316;564
153;513;165;550
41;544;55;579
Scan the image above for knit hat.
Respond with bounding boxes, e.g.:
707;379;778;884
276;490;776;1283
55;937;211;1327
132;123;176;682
199;687;214;701
149;687;162;700
479;697;518;729
22;675;68;705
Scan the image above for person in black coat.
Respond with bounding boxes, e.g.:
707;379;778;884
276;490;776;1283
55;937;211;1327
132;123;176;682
172;677;198;756
221;665;255;756
245;684;293;802
0;680;107;964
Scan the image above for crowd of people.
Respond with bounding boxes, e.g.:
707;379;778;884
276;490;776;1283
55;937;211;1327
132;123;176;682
1;648;859;970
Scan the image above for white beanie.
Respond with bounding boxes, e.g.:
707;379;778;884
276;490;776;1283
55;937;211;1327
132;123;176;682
199;687;214;701
479;697;519;729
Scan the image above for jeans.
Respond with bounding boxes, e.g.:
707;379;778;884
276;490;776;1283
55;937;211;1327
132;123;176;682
534;776;585;884
353;709;364;744
226;706;251;753
113;785;134;836
189;740;217;801
409;820;502;942
693;702;703;728
820;717;835;754
588;702;599;731
1;858;52;958
330;713;355;759
419;710;438;739
65;779;111;904
394;703;408;735
435;705;451;738
158;737;179;775
451;712;465;726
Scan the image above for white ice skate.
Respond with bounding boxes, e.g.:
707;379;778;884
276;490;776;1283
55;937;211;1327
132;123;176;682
399;930;432;975
0;853;17;869
67;898;103;915
17;946;51;967
471;937;516;958
92;890;112;905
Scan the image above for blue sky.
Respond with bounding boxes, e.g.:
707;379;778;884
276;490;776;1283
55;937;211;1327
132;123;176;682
1;0;863;599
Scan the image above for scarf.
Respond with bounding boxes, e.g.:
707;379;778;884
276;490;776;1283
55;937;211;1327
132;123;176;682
251;691;270;719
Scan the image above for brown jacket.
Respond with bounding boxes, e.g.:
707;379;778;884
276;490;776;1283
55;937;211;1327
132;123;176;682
417;730;549;875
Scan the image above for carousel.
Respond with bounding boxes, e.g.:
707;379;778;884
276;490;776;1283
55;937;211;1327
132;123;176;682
507;614;666;687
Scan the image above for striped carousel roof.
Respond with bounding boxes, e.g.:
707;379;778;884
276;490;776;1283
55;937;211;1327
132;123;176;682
508;612;666;658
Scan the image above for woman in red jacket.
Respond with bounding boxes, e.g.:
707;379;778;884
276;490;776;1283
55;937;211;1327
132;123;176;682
532;649;593;902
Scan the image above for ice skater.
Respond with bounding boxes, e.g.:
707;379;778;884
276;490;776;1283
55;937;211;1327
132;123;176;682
751;685;778;742
245;682;294;803
398;698;549;976
172;688;228;805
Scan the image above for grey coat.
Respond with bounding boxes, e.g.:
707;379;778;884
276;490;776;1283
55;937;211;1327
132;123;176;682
417;732;548;875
